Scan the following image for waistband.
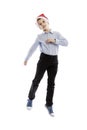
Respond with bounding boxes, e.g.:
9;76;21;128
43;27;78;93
41;53;58;58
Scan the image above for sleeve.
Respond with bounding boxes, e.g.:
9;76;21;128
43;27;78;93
55;32;68;46
24;36;39;61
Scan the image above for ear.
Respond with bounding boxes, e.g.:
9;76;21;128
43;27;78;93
38;25;43;30
35;23;43;30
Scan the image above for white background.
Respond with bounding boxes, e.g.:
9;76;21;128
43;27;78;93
0;0;87;130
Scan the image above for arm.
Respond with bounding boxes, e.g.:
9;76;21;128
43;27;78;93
24;37;39;65
46;32;68;46
55;32;68;46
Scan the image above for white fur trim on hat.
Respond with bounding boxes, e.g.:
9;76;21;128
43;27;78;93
36;13;49;23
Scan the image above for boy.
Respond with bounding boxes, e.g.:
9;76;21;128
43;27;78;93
24;14;68;116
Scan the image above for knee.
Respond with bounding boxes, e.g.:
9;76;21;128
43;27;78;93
48;79;55;87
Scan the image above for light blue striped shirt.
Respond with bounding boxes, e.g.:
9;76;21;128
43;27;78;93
25;31;68;61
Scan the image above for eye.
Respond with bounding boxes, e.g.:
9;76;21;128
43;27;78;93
43;20;45;23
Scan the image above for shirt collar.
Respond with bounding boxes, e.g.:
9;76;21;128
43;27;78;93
44;29;54;34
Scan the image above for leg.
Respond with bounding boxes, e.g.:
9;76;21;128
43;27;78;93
28;59;46;100
46;63;58;106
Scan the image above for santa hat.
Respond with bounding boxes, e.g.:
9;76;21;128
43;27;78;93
36;13;49;23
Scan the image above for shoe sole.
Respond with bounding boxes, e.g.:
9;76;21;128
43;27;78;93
27;106;32;110
45;105;55;117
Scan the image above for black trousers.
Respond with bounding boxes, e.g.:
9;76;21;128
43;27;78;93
28;53;58;106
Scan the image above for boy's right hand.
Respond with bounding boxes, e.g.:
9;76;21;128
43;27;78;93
24;60;27;65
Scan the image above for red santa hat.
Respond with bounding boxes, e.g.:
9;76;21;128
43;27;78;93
36;13;49;23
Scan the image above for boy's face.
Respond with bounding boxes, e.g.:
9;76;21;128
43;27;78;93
37;18;49;32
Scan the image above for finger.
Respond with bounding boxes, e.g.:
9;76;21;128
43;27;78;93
24;61;27;65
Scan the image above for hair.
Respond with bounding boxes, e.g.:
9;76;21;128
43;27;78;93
37;18;41;22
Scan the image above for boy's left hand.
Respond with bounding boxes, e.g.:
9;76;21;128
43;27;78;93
45;38;56;44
